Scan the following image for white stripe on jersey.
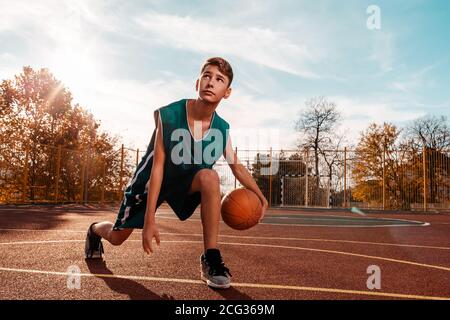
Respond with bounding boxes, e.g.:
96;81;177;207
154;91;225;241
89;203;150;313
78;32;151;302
122;149;154;214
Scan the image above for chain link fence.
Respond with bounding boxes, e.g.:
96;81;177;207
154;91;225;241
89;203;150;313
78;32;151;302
1;144;449;211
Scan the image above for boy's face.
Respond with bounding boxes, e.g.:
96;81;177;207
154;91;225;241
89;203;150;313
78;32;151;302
196;65;232;104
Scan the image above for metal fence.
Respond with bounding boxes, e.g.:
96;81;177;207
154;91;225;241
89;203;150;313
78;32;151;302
216;147;450;211
1;144;449;211
0;143;138;205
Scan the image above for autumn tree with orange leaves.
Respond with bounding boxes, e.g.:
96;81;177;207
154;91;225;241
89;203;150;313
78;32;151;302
351;123;403;208
0;66;132;203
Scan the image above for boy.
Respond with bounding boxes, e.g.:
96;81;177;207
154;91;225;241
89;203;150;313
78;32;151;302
85;57;268;289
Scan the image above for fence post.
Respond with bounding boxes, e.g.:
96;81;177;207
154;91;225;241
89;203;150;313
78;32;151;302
423;146;427;212
22;145;29;203
55;145;62;204
326;177;331;208
83;151;90;204
101;158;105;205
119;144;124;201
80;154;85;204
344;147;347;208
305;149;309;207
269;147;273;208
383;146;386;210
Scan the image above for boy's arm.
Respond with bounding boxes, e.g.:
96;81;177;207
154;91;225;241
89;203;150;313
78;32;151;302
142;112;165;254
145;112;165;223
223;136;268;220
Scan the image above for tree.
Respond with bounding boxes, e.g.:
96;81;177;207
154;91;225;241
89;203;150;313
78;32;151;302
0;66;131;203
352;123;402;208
402;115;450;205
318;133;348;206
404;115;450;151
295;96;341;204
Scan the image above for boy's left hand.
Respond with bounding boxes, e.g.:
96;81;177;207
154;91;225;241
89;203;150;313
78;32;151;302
259;198;268;222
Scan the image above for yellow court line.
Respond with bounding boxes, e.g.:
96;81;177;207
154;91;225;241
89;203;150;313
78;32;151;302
232;282;450;300
1;239;449;272
217;241;450;273
0;266;448;300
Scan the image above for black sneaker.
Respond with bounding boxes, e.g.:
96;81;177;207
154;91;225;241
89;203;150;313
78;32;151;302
200;248;232;289
84;222;104;259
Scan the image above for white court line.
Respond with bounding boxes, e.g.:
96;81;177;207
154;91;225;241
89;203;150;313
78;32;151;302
1;239;449;272
0;228;84;233
153;215;431;228
1;228;448;250
0;266;448;300
159;212;432;226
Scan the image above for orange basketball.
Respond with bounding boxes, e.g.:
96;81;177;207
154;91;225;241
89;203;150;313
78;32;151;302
221;188;262;230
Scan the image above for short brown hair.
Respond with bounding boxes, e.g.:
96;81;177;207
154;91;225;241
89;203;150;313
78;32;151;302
200;57;233;87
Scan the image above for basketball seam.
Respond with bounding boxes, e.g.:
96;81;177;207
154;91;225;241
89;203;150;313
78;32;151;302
227;194;247;216
243;189;254;225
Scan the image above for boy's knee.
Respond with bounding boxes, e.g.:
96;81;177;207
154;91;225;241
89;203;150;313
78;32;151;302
110;238;126;246
109;231;130;246
197;169;220;188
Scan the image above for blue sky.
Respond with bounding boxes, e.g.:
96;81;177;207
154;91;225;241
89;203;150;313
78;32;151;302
1;0;449;150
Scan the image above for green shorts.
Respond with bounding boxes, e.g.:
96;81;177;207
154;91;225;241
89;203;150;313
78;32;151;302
113;167;203;230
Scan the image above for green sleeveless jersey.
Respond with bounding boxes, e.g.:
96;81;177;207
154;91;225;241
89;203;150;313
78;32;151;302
158;99;230;181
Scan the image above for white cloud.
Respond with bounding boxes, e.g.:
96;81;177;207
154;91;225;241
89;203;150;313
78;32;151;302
388;63;438;93
0;0;119;34
219;91;301;150
331;95;425;142
0;53;15;61
68;75;194;150
134;12;322;78
0;52;19;77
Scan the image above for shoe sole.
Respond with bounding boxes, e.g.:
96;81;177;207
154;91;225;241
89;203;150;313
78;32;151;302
201;274;231;289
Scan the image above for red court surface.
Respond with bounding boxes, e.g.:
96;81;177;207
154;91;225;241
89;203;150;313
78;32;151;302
0;204;449;300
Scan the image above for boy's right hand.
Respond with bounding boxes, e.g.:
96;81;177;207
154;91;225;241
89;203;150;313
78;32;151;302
142;223;160;255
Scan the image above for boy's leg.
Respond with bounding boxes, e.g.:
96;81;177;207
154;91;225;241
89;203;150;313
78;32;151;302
85;222;133;259
188;169;232;289
188;169;221;250
92;222;134;246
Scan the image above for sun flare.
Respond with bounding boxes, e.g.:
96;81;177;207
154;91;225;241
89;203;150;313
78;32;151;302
48;49;101;93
